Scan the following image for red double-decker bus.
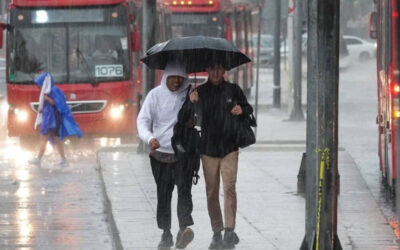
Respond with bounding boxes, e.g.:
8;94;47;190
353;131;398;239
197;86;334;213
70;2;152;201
370;0;400;190
2;0;170;144
159;0;258;95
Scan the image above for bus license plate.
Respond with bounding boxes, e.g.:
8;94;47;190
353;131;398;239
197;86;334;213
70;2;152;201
95;65;124;77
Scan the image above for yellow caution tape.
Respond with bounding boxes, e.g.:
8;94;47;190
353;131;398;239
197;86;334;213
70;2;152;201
315;148;330;250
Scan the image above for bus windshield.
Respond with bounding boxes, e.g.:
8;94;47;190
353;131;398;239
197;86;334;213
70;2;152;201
8;8;129;84
171;13;223;37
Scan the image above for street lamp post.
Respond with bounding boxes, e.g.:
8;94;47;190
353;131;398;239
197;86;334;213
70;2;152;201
273;0;281;108
289;0;304;121
138;0;156;154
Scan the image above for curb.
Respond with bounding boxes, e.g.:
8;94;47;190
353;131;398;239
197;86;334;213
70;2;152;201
96;150;124;250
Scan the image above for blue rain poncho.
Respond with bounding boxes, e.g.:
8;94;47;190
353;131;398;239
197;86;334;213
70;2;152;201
34;72;82;140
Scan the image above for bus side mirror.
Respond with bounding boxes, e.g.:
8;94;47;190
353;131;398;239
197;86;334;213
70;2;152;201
369;12;377;39
131;23;141;52
0;23;6;49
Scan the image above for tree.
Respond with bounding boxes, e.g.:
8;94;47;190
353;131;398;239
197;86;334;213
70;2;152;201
340;0;374;38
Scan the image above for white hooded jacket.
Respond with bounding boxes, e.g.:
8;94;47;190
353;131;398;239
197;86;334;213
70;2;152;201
137;62;190;154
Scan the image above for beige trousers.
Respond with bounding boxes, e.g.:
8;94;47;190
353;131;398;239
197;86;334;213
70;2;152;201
201;151;239;232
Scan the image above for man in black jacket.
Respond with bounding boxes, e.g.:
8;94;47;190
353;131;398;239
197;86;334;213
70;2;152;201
189;63;253;249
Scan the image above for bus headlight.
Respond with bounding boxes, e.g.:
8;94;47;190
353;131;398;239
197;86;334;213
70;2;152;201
14;108;28;123
110;105;125;120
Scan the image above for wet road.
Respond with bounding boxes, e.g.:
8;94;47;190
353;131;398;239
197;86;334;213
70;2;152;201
0;137;113;249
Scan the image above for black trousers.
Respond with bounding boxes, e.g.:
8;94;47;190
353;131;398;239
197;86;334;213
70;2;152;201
150;155;194;231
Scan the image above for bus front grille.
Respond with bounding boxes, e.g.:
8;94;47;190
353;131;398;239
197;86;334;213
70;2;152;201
30;100;108;114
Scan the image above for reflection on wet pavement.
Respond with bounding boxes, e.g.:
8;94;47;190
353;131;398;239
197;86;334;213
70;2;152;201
0;136;113;249
378;184;400;240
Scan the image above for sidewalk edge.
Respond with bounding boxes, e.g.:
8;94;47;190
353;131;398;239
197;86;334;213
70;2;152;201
96;150;124;250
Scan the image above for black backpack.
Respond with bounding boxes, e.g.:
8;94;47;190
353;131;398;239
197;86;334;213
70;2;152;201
171;87;201;184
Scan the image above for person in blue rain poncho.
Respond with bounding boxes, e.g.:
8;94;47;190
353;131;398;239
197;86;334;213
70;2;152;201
29;72;82;167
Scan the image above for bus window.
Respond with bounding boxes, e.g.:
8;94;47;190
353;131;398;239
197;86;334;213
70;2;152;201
8;7;130;84
171;13;224;37
10;28;66;83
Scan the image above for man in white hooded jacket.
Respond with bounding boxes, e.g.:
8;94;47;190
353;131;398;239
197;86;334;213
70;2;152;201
137;61;194;249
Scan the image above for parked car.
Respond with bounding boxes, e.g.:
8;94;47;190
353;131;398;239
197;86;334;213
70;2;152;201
280;35;307;59
300;34;351;69
343;35;376;62
253;34;274;67
253;34;289;67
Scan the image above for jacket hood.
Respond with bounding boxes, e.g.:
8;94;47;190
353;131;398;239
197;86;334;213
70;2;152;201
160;61;190;93
34;72;55;88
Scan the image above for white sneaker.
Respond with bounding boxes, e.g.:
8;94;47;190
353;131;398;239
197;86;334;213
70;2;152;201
28;157;41;167
55;159;68;167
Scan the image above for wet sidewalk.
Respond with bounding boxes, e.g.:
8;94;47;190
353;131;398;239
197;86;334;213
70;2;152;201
96;108;397;250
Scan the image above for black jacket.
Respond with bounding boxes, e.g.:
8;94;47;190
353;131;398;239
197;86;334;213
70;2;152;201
194;80;253;157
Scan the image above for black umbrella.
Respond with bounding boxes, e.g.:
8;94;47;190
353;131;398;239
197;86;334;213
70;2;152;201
141;36;251;73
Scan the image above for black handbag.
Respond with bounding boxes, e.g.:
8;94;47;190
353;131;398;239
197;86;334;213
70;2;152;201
236;113;257;148
226;84;256;149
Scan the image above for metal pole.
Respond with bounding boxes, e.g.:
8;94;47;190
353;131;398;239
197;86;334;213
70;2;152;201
138;0;157;154
142;0;156;98
287;0;294;81
289;0;305;121
254;2;264;137
273;0;281;108
142;0;149;100
0;1;7;21
300;0;342;248
300;0;318;247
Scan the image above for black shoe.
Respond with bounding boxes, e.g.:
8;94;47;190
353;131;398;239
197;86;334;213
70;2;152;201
223;229;239;249
176;228;194;249
158;230;173;249
209;231;223;249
